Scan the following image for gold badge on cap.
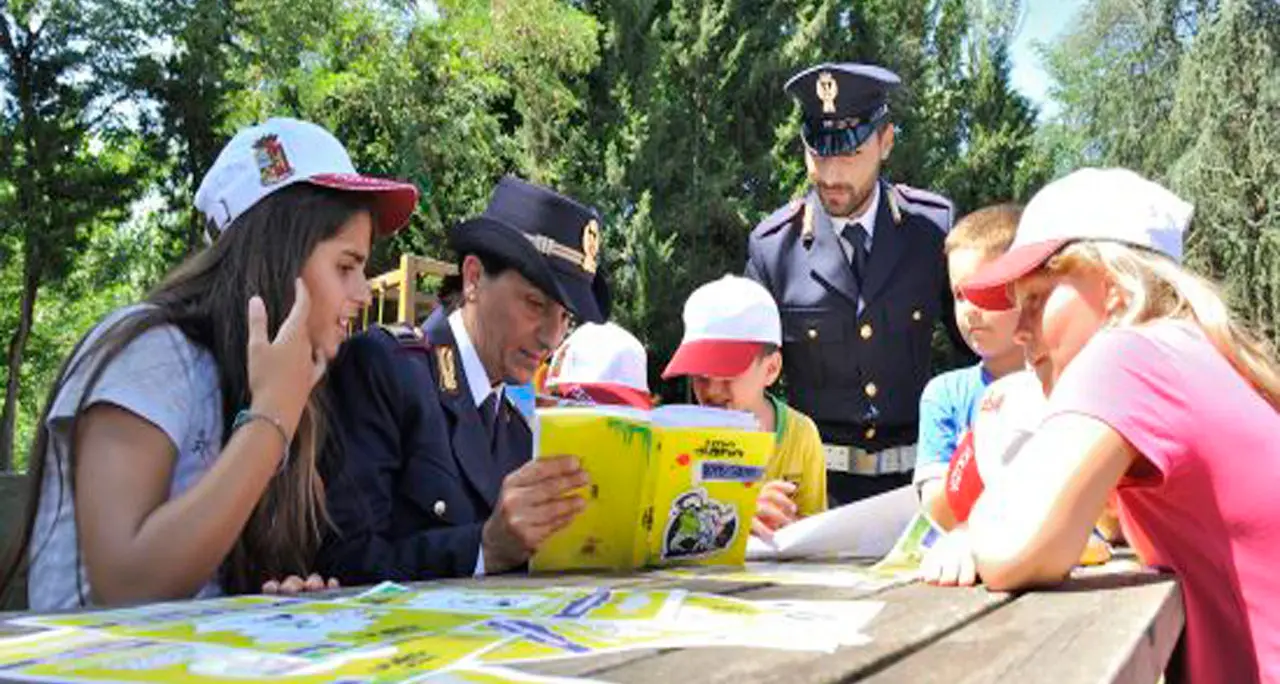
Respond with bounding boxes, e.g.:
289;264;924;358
436;346;459;394
252;134;295;186
816;71;839;114
581;219;601;274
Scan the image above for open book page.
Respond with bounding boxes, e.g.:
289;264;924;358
649;404;758;431
745;485;919;561
530;407;655;572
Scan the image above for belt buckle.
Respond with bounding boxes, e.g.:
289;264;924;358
879;448;900;475
823;444;852;472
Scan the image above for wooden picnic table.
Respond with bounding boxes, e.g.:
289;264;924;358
453;559;1185;684
0;558;1182;684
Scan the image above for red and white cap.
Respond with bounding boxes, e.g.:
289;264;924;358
546;322;652;410
662;274;781;380
961;168;1193;310
195;118;419;237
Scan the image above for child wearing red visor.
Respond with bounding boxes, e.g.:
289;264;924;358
928;168;1280;684
663;275;827;540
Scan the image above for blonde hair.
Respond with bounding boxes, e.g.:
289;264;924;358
945;204;1022;259
1046;241;1280;410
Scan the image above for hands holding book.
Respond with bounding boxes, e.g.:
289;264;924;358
482;455;590;574
752;480;800;541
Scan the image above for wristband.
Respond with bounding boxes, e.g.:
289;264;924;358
233;409;291;473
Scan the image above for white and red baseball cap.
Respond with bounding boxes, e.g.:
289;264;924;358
545;322;652;410
662;274;781;380
195;118;419;237
961;168;1193;310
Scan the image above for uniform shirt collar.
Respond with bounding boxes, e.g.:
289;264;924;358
448;309;497;408
831;181;881;241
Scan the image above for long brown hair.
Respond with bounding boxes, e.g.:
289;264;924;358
0;183;375;605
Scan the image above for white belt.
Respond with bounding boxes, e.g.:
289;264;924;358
822;443;917;476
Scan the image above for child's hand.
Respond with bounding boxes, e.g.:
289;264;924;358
262;573;339;595
922;525;978;587
752;480;799;541
246;279;327;437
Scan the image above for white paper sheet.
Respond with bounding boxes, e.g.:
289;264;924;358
746;484;919;560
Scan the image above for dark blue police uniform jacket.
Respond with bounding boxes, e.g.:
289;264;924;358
317;306;530;583
746;180;957;452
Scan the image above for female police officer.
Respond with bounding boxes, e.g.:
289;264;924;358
318;176;610;581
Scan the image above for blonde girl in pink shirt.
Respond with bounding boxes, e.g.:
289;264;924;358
924;168;1280;684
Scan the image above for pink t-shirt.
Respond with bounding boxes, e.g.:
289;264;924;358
1048;319;1280;684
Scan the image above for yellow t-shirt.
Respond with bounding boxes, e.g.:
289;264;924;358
767;394;828;517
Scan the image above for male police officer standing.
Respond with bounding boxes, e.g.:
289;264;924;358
747;63;957;506
319;176;608;582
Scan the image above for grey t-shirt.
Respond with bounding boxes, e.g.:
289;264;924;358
28;305;225;611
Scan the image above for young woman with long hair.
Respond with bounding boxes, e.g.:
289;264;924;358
0;118;418;610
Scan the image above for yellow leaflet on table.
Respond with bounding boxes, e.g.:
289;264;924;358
531;405;773;572
0;621;500;683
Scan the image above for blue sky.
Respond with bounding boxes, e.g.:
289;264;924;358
1008;0;1087;119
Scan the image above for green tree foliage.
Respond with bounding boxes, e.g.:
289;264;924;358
580;0;1045;395
1041;0;1280;344
4;0;1200;468
1169;0;1280;341
0;0;151;468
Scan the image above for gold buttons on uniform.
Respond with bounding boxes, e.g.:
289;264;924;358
859;323;873;340
433;500;448;518
865;426;877;440
912;309;923;321
865;382;878;398
807;328;818;340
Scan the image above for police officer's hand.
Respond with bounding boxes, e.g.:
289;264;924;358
481;455;589;574
751;480;799;541
246;278;327;437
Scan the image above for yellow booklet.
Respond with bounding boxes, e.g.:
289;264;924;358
530;405;774;572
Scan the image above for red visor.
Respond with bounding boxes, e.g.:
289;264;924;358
554;382;653;410
310;173;419;237
960;239;1069;311
661;340;767;380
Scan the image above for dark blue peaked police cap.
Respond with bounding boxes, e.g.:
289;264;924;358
785;63;900;157
449;176;610;324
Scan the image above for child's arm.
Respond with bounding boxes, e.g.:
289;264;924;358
967;413;1136;591
914;376;959;498
75;291;321;605
75;403;298;604
919;479;959;531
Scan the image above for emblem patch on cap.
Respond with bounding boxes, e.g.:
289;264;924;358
436;346;459;394
252;134;294;186
816;71;838;114
581;219;601;275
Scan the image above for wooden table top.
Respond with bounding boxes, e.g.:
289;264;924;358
0;559;1183;683
413;559;1183;684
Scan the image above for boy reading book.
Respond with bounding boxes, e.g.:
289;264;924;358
662;275;827;540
